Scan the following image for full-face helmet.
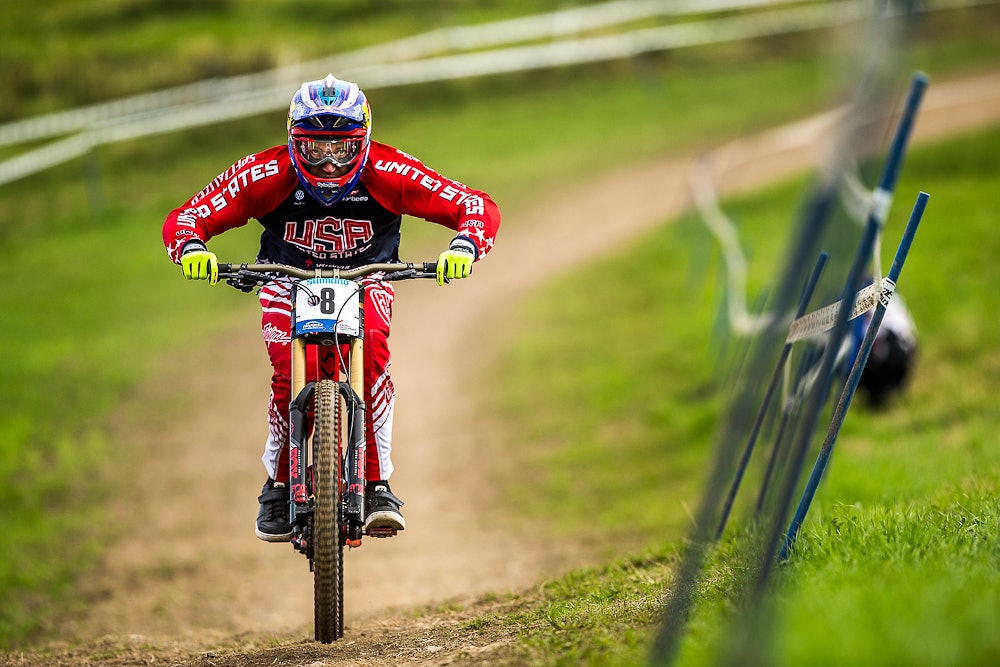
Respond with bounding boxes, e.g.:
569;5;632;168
287;74;372;206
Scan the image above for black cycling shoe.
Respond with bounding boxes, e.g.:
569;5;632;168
364;481;405;531
255;478;293;542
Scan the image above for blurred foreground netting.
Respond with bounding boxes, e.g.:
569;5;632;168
650;3;931;665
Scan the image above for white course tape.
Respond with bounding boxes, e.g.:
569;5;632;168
785;277;895;343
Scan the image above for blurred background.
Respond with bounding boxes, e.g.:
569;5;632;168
2;1;1000;663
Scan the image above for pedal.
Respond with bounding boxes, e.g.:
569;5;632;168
366;527;398;538
291;534;309;556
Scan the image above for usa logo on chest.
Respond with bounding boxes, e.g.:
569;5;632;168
283;217;375;256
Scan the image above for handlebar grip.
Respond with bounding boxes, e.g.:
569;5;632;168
422;262;438;274
217;263;233;274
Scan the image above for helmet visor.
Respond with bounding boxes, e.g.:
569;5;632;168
295;137;363;167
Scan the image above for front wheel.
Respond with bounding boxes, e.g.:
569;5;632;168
312;379;344;642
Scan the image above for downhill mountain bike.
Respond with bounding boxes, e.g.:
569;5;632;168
217;260;437;643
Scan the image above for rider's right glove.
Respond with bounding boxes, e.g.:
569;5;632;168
180;242;219;285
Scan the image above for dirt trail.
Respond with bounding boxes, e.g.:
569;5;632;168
20;71;1000;664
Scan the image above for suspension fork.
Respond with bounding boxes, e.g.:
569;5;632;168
287;332;367;525
286;292;368;532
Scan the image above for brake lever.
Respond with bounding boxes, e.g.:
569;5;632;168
383;269;436;281
222;269;272;293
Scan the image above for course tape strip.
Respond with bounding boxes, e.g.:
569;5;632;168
785;277;895;343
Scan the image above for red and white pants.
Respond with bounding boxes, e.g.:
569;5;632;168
258;279;396;484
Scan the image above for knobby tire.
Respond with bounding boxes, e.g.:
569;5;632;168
313;379;344;642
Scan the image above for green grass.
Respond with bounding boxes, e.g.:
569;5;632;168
2;0;1000;653
494;208;724;552
481;123;1000;665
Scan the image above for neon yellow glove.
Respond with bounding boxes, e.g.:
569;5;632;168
180;243;219;285
436;240;476;286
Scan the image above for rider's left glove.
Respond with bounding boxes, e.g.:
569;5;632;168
436;239;477;286
180;242;219;285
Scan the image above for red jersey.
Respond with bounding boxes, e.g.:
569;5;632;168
163;140;500;269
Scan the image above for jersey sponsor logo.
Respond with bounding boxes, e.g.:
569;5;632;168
283;216;375;258
193;153;256;202
366;283;393;328
171;229;197;249
262;322;290;344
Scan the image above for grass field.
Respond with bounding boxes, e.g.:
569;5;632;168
485;124;1000;665
0;0;593;122
1;0;1000;657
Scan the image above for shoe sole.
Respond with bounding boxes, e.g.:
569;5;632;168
364;511;405;531
255;526;293;542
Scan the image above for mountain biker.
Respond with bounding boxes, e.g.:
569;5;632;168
162;74;501;542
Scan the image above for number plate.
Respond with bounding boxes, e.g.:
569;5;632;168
293;278;361;338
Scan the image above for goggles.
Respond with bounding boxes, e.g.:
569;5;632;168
295;137;362;167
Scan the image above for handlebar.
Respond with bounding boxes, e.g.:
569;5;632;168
217;261;438;291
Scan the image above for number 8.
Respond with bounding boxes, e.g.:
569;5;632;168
320;287;337;315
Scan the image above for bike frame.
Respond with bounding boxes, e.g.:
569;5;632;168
217;261;436;642
287;276;368;550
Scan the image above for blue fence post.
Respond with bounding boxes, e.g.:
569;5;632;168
755;342;822;516
715;252;829;540
780;190;929;561
755;70;928;583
